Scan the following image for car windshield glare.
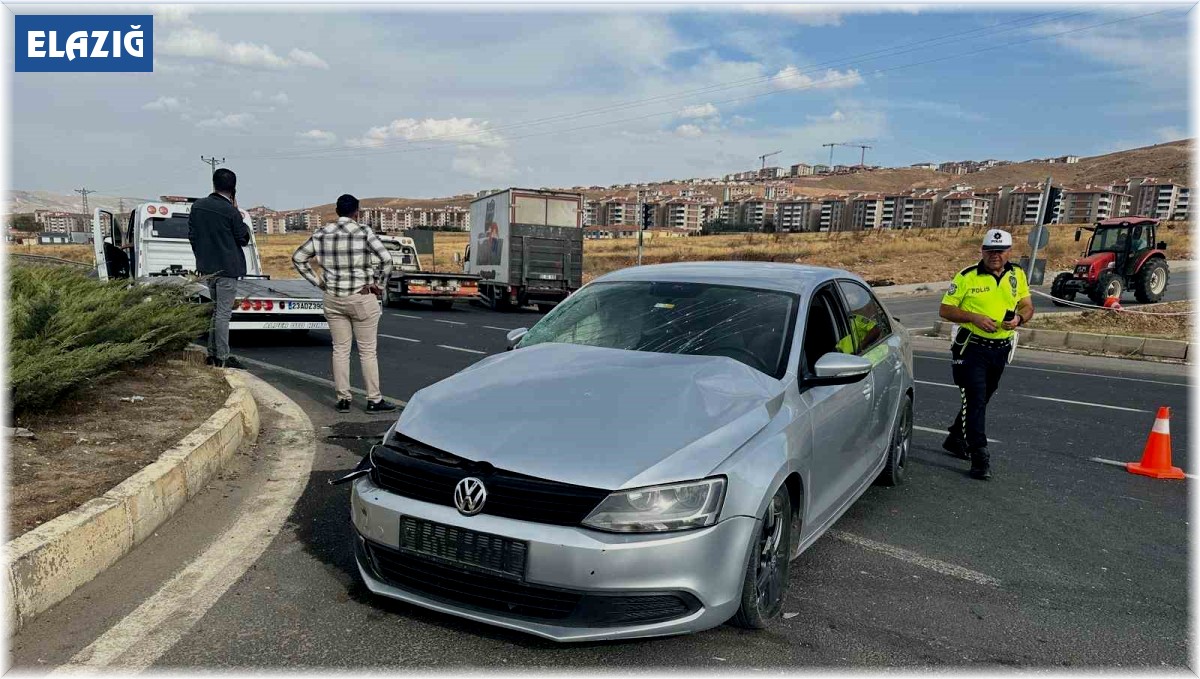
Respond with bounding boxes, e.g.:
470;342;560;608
518;281;796;377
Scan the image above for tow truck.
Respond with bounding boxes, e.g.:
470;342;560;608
92;196;329;332
378;235;479;310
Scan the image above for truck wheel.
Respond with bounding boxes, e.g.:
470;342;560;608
432;300;454;311
1089;271;1123;306
1050;272;1075;307
1133;258;1169;303
381;286;395;308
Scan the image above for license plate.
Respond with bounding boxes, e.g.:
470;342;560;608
281;301;323;310
538;274;558;281
259;321;327;329
398;516;528;580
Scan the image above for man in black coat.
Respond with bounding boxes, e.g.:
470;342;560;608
188;168;250;368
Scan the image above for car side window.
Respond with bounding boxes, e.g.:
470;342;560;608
835;280;892;356
802;286;851;375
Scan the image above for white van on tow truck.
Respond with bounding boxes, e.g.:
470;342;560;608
92;197;329;332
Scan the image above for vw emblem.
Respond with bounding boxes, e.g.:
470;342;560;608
454;477;487;516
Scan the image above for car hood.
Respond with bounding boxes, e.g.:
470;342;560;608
395;343;787;491
1077;252;1115;269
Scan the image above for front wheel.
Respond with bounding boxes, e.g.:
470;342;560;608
381;285;395;308
1050;272;1075;307
1089;271;1124;305
730;484;793;629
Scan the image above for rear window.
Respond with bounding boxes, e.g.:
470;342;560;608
148;216;190;239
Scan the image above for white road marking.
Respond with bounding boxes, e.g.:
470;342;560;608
1028;396;1149;413
830;530;1001;587
917;379;1152;413
913;353;1189;387
380;334;421;343
483;325;515;332
55;377;317;672
913;425;999;444
233;355;408;406
439;344;486;355
1090;456;1197;480
391;313;421;320
435;319;467;326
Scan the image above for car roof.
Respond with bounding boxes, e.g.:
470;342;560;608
591;261;857;295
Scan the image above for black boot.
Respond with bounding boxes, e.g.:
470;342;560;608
942;433;970;460
968;448;991;480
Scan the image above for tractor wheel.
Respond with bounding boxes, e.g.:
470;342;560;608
1089;271;1124;306
1050;272;1075;307
1133;258;1169;304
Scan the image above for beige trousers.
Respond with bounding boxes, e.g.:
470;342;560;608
323;292;382;402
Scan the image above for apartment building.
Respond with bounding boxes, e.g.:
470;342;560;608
911;163;938;171
1173;188;1190;221
970;188;1009;226
789;163;814;176
663;199;703;232
879;194;907;228
938;162;968;175
34;210;87;233
741;199;778;229
776;199;818;232
900;192;938;228
818;196;850;232
812;164;831;175
759;167;786;179
582;200;601;226
849;194;886;230
1004;186;1045;226
940;192;991;228
1059;186;1131;224
602;198;638;226
1125;179;1187;220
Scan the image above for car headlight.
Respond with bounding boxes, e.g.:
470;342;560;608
582;477;726;533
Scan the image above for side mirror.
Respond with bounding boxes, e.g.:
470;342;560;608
1158;241;1167;250
808;352;872;386
506;327;528;350
1074;229;1082;242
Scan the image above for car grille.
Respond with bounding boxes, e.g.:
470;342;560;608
360;537;702;627
371;434;610;526
364;539;581;620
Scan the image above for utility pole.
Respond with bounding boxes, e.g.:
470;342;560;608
636;189;644;267
74;187;96;218
200;155;225;174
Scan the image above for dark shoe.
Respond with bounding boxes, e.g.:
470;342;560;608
942;434;970;460
336;399;351;413
366;399;398;413
205;355;216;366
217;356;247;370
969;448;992;480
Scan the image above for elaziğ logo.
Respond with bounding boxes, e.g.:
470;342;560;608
16;15;153;72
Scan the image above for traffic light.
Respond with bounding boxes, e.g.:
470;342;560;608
1041;186;1062;225
641;204;654;230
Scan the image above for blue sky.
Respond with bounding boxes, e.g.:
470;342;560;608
7;4;1191;209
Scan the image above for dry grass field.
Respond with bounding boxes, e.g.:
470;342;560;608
1027;301;1192;341
13;222;1191;287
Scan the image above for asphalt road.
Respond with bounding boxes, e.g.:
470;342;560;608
10;298;1191;670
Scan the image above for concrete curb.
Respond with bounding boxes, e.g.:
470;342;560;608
928;320;1191;362
4;370;261;634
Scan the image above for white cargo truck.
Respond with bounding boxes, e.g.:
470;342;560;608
92;197;329;332
377;234;480;309
462;188;584;312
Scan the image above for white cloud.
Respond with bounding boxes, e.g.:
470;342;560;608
771;66;864;92
678;103;720;119
1030;15;1186;84
675;124;704;138
806;110;846;123
159;27;328;70
738;4;925;26
152;5;195;27
348;118;504;149
297;129;337;145
196;112;254;130
731;115;754;126
143;96;184;112
252;91;291;105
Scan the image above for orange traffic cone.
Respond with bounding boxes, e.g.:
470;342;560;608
1103;295;1122;310
1127;407;1185;479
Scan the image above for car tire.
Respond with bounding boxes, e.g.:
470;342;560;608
730;484;792;629
1133;258;1168;303
876;395;912;487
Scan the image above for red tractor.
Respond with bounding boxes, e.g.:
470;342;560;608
1050;216;1170;307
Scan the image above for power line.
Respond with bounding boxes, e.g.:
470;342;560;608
260;7;1175;165
74;187;96;217
251;9;1089;162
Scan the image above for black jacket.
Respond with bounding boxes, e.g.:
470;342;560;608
188;193;251;278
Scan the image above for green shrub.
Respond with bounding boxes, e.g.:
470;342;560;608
8;265;211;413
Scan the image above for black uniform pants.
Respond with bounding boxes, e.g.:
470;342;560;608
947;331;1009;453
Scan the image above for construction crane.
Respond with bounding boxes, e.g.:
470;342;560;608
758;150;782;170
821;142;839;167
851;143;873;167
822;142;874;168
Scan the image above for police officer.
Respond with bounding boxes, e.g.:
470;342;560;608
939;229;1034;480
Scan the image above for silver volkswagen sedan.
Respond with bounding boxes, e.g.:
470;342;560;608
348;262;914;642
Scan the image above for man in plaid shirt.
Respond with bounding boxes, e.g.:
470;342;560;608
292;194;397;413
